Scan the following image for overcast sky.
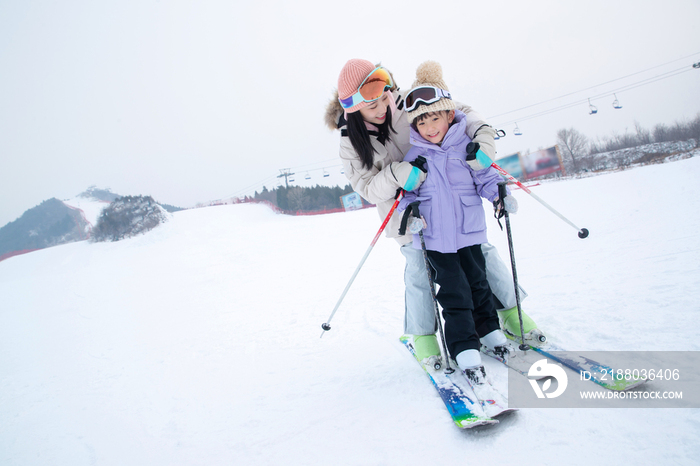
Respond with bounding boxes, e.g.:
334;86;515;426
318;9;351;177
1;0;699;226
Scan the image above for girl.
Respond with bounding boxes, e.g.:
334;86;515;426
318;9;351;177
399;60;511;378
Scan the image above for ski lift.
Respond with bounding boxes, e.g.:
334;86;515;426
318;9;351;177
513;123;522;136
494;129;506;140
612;94;622;109
323;169;330;178
588;98;598;115
340;167;345;174
305;172;311;180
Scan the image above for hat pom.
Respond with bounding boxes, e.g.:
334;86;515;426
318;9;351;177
415;60;444;86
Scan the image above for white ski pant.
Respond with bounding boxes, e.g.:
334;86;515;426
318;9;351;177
400;242;528;336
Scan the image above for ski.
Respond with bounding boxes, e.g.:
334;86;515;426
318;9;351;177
480;344;545;378
499;334;646;391
460;365;518;419
400;336;497;428
529;342;647;391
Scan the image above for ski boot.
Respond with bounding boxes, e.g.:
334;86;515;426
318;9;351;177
498;306;547;345
413;334;443;371
480;329;516;361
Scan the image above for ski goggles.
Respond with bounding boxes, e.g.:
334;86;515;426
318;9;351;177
404;86;452;112
338;66;394;110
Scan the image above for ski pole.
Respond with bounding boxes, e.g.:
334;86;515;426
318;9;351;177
399;201;455;373
496;182;529;351
467;142;589;239
320;190;405;337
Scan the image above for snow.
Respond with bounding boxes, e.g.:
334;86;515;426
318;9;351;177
1;157;699;465
62;196;111;230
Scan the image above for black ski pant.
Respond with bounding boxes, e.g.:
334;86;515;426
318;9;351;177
427;244;500;358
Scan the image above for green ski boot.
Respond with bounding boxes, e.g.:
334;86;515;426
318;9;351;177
498;306;546;344
413;334;443;370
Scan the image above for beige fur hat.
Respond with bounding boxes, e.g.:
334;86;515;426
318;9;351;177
406;61;456;124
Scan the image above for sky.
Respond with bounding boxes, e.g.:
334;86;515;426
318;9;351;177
1;0;699;226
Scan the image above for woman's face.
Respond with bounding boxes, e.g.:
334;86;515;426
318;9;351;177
358;92;391;126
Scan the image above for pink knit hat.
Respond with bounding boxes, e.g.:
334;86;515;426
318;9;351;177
337;58;376;114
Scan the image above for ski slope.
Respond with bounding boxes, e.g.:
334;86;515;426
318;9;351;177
62;196;111;230
1;157;699;465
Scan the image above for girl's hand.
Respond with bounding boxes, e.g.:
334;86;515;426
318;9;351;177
494;195;519;216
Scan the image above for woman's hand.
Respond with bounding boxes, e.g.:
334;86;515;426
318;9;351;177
391;160;427;191
468;126;497;170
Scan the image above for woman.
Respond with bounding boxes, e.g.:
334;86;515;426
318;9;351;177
324;59;540;359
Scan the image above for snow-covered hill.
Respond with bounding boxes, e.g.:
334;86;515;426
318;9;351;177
1;157;699;465
62;196;111;231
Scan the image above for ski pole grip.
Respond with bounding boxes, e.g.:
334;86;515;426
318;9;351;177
466;142;479;161
410;156;428;173
409;201;421;219
497;181;508;201
398;201;422;235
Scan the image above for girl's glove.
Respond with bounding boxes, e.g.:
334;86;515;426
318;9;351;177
493;195;519;216
406;215;426;234
399;200;427;235
391;157;427;191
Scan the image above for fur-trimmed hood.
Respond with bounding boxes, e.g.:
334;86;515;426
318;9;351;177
324;89;343;131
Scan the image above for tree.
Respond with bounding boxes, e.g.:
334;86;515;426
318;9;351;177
556;128;589;172
91;195;168;242
287;187;309;211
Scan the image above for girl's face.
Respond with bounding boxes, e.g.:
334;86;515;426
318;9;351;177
358;92;391;126
416;110;455;144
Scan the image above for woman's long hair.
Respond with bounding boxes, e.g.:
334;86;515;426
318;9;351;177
345;108;397;171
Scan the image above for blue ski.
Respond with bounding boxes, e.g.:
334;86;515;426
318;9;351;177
529;342;646;391
400;336;497;429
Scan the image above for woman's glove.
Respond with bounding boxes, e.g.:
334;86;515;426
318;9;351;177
467;126;497;170
391;157;427;191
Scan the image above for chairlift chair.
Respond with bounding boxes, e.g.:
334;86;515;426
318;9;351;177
612;94;622;109
588;98;598;115
305;172;311;180
513;123;522;136
323;169;330;178
494;129;506;140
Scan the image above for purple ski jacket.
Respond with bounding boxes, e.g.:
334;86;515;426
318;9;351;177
399;110;504;254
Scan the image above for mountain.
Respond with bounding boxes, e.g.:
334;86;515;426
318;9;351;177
0;187;184;261
77;185;120;203
0;198;90;260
